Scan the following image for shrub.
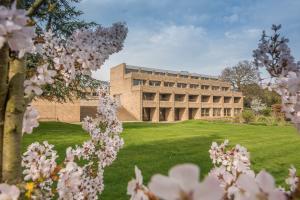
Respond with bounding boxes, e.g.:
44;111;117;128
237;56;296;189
261;108;272;116
242;109;255;124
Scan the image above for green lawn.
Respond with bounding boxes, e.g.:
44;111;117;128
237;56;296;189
22;121;300;199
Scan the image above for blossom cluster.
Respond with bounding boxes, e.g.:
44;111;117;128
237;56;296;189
22;24;127;134
253;24;300;131
21;88;124;199
250;97;267;114
128;140;299;200
0;2;35;57
22;141;58;199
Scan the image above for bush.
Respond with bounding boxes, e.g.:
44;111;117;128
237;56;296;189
242;109;255;124
256;115;269;124
261;108;272;116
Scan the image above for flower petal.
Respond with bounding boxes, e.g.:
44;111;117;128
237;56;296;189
169;163;199;192
193;176;224;200
256;170;275;193
148;174;180;200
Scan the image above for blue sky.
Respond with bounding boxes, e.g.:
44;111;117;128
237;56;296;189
78;0;300;80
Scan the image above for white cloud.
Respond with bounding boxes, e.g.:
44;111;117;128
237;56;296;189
223;14;239;23
93;24;260;81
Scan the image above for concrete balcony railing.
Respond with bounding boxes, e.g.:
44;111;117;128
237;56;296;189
142;100;157;107
159;101;173;107
174;102;187;108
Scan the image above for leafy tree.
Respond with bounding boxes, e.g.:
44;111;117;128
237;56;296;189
220;60;259;91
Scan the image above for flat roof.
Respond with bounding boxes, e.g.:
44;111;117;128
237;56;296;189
126;65;219;80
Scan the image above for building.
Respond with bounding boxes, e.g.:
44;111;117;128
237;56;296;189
110;63;243;122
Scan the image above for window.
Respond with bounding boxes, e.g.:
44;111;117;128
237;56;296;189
175;94;185;102
201;77;209;80
188;95;198;102
213;108;221;117
179;75;188;78
160;93;171;101
155;72;165;76
133;79;146;86
201;85;210;90
164;82;175;87
167;73;177;77
224;108;231;117
224;96;231;103
201;108;210;117
143;93;155;101
222;87;229;91
149;80;161;86
191;76;199;79
92;92;98;96
234;108;241;116
141;70;152;74
213;96;221;103
212;86;220;91
190;84;199;89
201;95;210;102
177;83;187;88
125;68;138;74
234;97;241;103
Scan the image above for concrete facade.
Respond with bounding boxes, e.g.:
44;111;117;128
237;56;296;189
110;63;243;122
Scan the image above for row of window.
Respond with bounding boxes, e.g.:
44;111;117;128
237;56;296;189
142;107;241;121
142;93;241;103
126;68;218;80
133;79;230;91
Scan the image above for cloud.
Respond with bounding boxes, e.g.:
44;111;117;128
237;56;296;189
82;0;300;81
223;14;239;23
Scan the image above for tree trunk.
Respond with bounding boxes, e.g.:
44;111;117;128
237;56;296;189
0;45;9;182
2;58;25;183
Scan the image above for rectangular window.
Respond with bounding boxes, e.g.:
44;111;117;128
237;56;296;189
201;108;210;117
213;96;221;103
179;75;189;78
133;79;146;86
213;108;221;117
224;108;231;117
190;84;199;89
175;94;185;102
177;83;187;88
191;76;199;79
201;85;210;90
141;70;152;74
224;96;231;103
212;86;220;91
201;95;210;102
234;108;241;116
188;95;198;102
160;93;171;101
164;82;175;87
167;73;177;77
143;92;155;101
222;87;229;91
234;97;241;103
149;80;161;86
125;68;138;74
155;72;165;76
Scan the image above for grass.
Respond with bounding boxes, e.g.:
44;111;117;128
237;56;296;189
22;120;300;199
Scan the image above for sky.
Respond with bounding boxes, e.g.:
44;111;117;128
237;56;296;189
78;0;300;81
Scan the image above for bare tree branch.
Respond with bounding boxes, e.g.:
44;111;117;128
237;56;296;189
27;0;46;17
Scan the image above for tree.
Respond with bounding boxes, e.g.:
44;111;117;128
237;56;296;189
220;60;259;91
0;0;127;192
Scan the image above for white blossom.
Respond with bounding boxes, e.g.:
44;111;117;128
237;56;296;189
286;166;299;193
0;183;20;200
148;164;224;200
22;105;39;134
127;166;149;200
0;1;35;57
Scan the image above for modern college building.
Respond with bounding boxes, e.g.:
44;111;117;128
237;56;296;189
110;63;243;122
